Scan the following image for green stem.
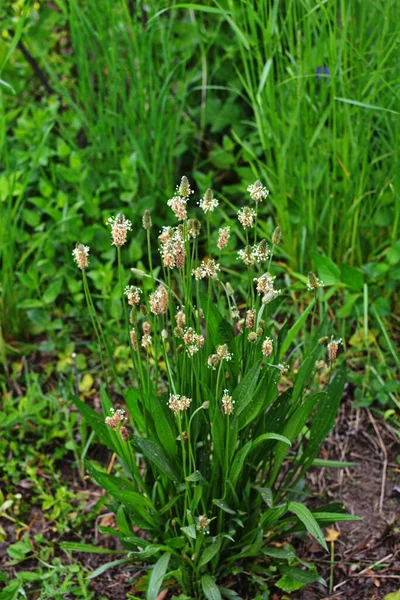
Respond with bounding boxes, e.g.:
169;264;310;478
82;270;107;381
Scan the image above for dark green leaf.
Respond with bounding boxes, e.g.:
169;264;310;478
288;502;328;551
199;537;222;567
125;387;146;432
201;575;222;600
181;525;197;540
312;253;341;285
234;361;261;416
279;301;315;359
213;499;236;514
88;558;131;580
73;396;116;453
60;542;125;554
147;553;171;600
134;437;180;481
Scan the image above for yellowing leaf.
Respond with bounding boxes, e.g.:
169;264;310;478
325;527;340;542
384;590;400;600
79;373;94;393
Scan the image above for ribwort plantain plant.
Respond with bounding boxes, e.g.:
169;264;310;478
72;177;359;599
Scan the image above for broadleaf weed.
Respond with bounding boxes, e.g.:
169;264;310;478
73;176;360;597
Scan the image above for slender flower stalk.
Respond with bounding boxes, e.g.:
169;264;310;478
73;175;344;593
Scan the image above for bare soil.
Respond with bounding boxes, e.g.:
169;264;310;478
293;403;399;600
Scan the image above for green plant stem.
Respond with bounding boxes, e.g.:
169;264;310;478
82;270;107;381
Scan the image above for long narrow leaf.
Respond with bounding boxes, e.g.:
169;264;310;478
201;575;222;600
60;542;126;554
288;502;328;552
134;437;180;481
73;396;116;453
147;552;171;600
279;301;315;360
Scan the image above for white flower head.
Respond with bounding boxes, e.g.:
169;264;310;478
168;394;192;413
72;243;89;270
192;258;220;280
167;196;187;221
124;285;142;306
238;206;256;229
247;180;269;202
199;188;219;213
221;389;234;415
307;272;324;291
262;337;273;357
107;214;132;247
327;336;342;362
176;176;194;198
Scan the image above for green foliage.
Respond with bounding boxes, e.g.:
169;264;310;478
71;175;360;597
0;1;397;596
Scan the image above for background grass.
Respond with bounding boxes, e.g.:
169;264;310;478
0;1;399;597
0;0;398;410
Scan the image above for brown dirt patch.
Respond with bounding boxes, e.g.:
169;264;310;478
293;404;400;600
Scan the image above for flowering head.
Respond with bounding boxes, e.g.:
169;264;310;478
130;328;137;351
196;515;211;534
175;310;186;329
187;218;201;238
262;337;273;357
254;272;275;295
217;226;230;250
307;272;324;291
107;214;132;247
246;309;255;330
192;258;220;280
248;332;258;343
168;394;192;413
247;180;269;202
167;196;187;221
237;246;256;266
238;206;256;229
177;176;193;198
216;344;232;361
221;389;234;415
272;226;282;245
142;321;151;335
120;426;129;441
72;243;89;270
142;210;152;230
182;327;204;357
199;188;219;213
141;334;152;349
255;239;270;262
105;408;127;430
124;285;142;306
327;336;342;362
149;284;169;315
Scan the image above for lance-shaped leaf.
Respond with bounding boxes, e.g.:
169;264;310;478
73;396;116;453
288;502;328;552
134;437;180;481
233;361;261;417
147;552;171;600
268;392;326;487
201;575;222;600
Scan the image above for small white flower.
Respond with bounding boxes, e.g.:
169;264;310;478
199;188;219;213
72;243;89;270
247;180;269;202
221;389;234;415
168;394;192;413
107;214;132;247
238;207;256;229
